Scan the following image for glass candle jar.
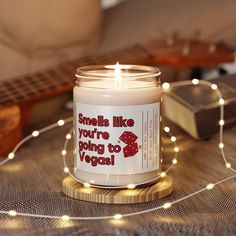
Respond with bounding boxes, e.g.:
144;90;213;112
73;64;162;187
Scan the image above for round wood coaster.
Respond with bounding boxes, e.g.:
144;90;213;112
62;176;173;204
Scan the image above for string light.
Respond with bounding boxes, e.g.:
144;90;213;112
61;150;67;156
160;172;166;178
127;184;136;189
0;80;235;222
162;82;170;90
171;136;176;142
83;182;91;188
206;183;214;190
113;214;122;220
192;79;199;85
64;167;69;173
8;210;17;216
219;98;225;105
226;163;231;168
174;147;179;152
32;130;39;137
8;152;15;160
66;134;72;140
162;202;172;209
172;159;178;165
219;143;224;149
58;120;65;126
164;126;170;133
61;215;70;221
211;84;218;90
219;120;224;126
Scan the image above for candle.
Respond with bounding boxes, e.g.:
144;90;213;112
73;64;162;186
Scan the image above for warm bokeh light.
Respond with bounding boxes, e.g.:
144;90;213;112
58;120;65;126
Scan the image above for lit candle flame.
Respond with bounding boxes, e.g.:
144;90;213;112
114;62;121;90
115;62;121;81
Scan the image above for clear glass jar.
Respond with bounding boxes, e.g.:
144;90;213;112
73;64;162;187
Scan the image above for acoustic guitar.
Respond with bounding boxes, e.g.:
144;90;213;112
0;38;234;155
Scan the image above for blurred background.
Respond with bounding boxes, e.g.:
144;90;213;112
1;0;236;82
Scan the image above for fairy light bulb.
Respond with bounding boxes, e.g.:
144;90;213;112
66;134;72;140
162;82;170;90
115;62;121;79
160;172;166;177
64;167;69;173
226;163;231;168
192;79;199;85
127;184;136;189
8;210;17;216
219;98;224;105
164;126;170;133
174;147;179;152
83;182;91;188
206;183;214;190
113;214;122;220
211;84;218;90
219;120;224;126
219;143;224;149
162;202;172;209
61;150;67;155
172;159;178;165
58;120;65;126
32;130;39;137
8;152;15;160
171;136;176;142
61;215;70;221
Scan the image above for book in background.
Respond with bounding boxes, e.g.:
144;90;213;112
163;74;236;139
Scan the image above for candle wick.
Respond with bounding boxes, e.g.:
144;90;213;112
115;62;121;90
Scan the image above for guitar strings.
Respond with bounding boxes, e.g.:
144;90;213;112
0;40;196;105
0;44;219;106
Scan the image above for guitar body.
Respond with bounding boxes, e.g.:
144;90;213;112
0;93;70;157
0;105;22;156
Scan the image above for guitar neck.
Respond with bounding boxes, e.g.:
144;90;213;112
0;45;151;107
0;38;234;108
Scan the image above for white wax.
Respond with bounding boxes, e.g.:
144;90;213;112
73;80;162;186
74;80;161;104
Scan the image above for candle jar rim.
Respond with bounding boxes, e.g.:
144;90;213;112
76;64;161;81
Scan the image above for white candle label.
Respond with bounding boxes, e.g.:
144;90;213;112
75;102;160;175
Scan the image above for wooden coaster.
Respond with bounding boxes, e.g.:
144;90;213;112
62;176;173;204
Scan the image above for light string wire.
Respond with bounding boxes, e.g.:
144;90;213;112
0;79;235;221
